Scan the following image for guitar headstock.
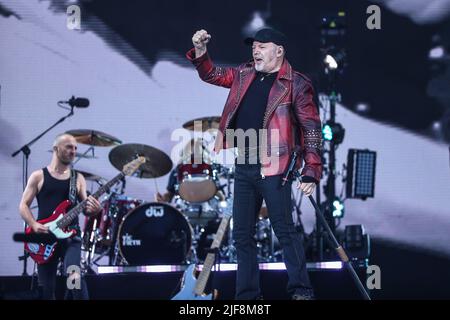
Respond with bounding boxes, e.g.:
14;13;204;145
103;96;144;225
122;156;146;176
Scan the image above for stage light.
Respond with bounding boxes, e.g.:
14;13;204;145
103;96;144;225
322;124;333;141
323;47;346;72
324;54;338;70
243;11;267;35
428;34;446;60
355;102;370;113
320;11;346;36
322;121;345;144
429;46;445;60
332;198;344;218
432;121;442;132
346;149;377;199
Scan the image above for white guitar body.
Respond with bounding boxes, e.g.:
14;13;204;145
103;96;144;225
172;264;212;300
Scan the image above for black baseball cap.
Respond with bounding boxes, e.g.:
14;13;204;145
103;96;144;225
244;28;288;49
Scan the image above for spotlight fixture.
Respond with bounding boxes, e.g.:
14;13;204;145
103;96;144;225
323;49;346;70
322;121;345;144
332;198;344;218
346;149;377;199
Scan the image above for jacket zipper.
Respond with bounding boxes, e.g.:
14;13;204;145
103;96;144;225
260;83;288;178
262;83;288;129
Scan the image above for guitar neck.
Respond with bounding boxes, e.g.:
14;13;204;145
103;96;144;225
57;172;125;229
194;215;231;295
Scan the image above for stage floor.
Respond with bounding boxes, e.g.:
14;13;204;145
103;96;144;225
1;261;369;300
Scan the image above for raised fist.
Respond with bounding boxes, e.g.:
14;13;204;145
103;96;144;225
192;29;211;57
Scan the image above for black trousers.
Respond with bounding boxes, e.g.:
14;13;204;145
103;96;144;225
37;237;89;300
232;164;313;299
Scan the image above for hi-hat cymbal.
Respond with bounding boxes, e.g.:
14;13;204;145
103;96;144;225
182;116;220;132
108;143;172;178
75;169;105;182
66;129;122;147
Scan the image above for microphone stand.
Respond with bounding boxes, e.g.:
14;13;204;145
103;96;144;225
293;171;371;300
11;105;76;276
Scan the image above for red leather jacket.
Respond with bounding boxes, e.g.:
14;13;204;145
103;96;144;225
186;48;322;181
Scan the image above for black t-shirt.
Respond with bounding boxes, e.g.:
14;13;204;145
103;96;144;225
232;71;278;149
37;168;80;231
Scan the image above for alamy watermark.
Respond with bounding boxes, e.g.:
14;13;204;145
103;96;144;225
171;121;282;170
366;264;381;289
67;5;81;30
366;5;381;30
66;265;81;290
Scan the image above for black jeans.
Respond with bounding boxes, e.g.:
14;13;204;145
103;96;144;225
233;164;312;299
37;237;89;300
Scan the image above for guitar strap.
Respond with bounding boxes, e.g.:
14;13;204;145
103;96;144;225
69;169;77;204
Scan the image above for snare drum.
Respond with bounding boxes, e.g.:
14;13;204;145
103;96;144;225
177;163;217;203
118;202;192;265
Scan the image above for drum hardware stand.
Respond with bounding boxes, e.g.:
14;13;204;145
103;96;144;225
11;103;79;276
225;167;233;197
72;143;95;166
270;229;284;262
111;240;124;266
85;222;98;266
109;210;123;266
222;221;237;263
188;240;199;265
92;247;113;265
181;229;191;264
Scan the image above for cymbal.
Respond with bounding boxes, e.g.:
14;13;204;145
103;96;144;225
182;116;220;132
66;129;122;147
108;143;172;178
75;169;105;182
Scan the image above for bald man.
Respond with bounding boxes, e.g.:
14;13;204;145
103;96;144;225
19;133;102;300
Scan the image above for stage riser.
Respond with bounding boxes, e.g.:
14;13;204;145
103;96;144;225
1;269;367;300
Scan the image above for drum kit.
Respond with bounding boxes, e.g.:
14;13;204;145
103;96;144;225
69;117;279;271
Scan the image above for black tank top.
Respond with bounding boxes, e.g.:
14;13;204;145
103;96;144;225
37;168;80;228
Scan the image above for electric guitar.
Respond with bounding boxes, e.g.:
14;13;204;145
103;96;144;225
172;199;232;300
24;157;146;264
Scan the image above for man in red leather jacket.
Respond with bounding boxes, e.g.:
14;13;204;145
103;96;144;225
187;28;322;300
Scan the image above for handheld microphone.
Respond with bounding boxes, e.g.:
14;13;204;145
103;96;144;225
59;96;90;108
281;146;301;186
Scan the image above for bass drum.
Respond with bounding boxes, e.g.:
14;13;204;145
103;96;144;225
118;202;192;265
